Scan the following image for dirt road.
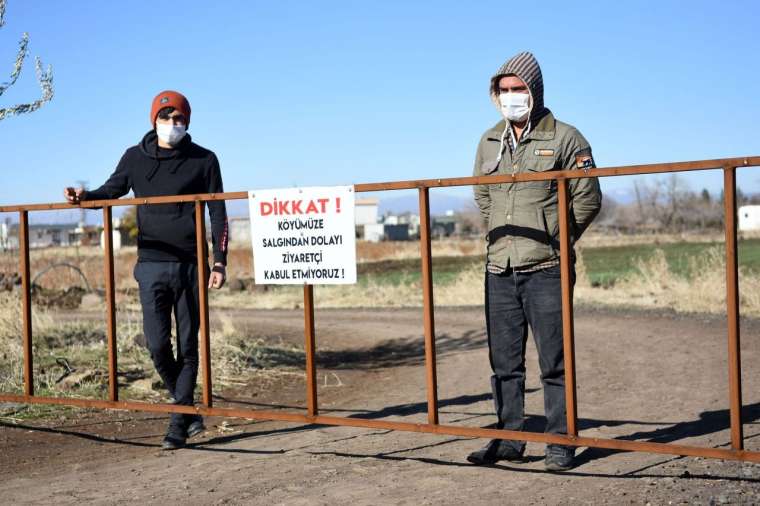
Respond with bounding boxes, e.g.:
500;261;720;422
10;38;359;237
3;306;760;505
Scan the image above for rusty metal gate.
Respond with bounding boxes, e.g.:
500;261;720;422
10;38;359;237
1;156;759;462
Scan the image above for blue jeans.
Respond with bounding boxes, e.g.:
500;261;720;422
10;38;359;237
134;261;201;429
485;263;572;452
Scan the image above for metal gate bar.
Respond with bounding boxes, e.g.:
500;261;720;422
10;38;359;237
1;155;759;463
0;393;759;463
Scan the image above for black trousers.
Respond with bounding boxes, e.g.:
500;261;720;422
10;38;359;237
134;261;201;428
485;264;573;452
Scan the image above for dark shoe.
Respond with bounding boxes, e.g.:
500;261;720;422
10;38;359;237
467;439;524;465
545;445;575;471
187;415;206;439
161;425;187;450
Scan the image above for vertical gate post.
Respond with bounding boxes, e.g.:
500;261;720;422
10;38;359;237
304;285;318;416
19;210;33;397
723;166;744;450
194;201;213;407
102;206;118;401
418;186;439;425
557;178;578;436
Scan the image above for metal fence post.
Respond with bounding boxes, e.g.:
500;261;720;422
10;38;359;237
102;206;118;401
723;166;744;450
557;178;578;437
194;201;213;407
418;187;439;425
304;285;318;416
19;210;33;397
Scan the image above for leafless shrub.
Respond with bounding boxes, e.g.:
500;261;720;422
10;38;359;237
603;175;725;233
0;0;54;121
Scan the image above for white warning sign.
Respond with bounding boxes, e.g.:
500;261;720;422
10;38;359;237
248;186;357;285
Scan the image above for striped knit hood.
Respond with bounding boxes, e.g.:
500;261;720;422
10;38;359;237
489;51;548;124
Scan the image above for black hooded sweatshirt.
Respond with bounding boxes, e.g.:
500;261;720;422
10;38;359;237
85;131;228;265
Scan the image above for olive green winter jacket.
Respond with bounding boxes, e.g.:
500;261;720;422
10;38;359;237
472;111;602;270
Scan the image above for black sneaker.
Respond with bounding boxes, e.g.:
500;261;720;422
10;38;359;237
161;425;187;451
545;445;575;471
187;415;206;439
467;439;524;465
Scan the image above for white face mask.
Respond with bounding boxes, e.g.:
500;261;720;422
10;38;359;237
499;92;531;122
156;123;187;146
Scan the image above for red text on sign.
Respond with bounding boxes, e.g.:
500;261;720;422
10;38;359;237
260;198;342;216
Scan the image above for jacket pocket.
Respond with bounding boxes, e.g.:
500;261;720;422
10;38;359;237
538;206;560;254
538;207;554;254
480;159;500;175
520;153;557;190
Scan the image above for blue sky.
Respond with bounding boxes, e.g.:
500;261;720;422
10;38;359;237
1;0;759;221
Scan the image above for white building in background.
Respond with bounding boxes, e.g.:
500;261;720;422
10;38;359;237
99;218;123;251
0;220;10;250
363;223;385;242
355;198;379;226
384;214;399;225
229;216;253;245
739;206;760;231
0;223;79;249
355;198;382;241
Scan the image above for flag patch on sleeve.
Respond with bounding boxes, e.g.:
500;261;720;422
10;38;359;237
574;148;595;170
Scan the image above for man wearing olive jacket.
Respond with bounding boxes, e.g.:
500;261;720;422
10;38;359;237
64;90;229;450
468;52;601;471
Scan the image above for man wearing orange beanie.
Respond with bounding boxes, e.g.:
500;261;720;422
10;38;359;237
65;90;229;450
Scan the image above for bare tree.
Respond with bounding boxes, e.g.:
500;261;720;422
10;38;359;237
632;178;663;229
614;175;725;233
0;0;54;121
661;173;684;229
455;201;486;237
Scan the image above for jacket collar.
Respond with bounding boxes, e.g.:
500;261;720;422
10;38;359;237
524;109;555;141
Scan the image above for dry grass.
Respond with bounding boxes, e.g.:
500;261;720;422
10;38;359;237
579;229;760;249
0;291;306;405
0;246;139;292
8;234;753;292
3;237;758;318
211;313;305;388
0;240;484;294
0;293;62;393
3;237;760;403
212;263;486;309
0;295;27;393
213;246;760;319
575;247;760;317
0;292;152;400
4;240;760;420
356;239;484;262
